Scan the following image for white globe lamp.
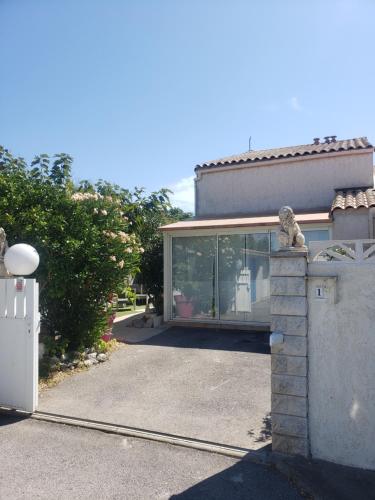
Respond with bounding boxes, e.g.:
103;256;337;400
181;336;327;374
4;244;40;276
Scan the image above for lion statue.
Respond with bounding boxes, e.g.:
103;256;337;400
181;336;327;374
0;227;8;257
0;227;10;277
278;206;306;249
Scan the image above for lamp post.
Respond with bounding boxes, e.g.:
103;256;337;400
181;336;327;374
4;243;40;276
0;228;40;277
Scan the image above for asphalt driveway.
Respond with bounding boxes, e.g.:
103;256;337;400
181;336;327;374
38;327;271;449
0;415;302;500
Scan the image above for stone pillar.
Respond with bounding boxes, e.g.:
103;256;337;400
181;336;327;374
270;249;309;457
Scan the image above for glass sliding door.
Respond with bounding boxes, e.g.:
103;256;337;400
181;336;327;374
218;233;270;323
245;233;270;323
170;229;330;324
172;236;216;320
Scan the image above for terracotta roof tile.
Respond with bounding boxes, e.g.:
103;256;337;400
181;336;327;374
196;137;373;171
331;187;375;211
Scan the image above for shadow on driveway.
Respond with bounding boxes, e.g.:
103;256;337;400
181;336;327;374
171;449;302;500
131;326;270;354
0;410;29;427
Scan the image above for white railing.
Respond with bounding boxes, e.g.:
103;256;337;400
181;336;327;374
309;239;375;263
0;278;40;412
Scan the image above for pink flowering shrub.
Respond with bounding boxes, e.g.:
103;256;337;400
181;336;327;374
0;148;141;349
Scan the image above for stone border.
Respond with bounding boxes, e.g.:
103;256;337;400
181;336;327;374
270;250;309;457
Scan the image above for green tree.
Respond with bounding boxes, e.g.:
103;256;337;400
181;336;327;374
135;200;192;314
0;147;141;350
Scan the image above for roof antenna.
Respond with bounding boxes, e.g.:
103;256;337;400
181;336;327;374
248;136;252;151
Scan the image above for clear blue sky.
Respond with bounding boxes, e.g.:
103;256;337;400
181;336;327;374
1;0;374;211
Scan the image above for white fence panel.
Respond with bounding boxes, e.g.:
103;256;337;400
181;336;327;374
0;278;39;412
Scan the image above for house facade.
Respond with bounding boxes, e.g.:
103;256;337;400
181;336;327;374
161;136;375;329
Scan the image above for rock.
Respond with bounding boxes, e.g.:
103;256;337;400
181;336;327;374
84;359;94;367
71;359;80;367
50;363;60;372
88;347;96;354
60;362;69;371
91;358;99;365
60;353;69;362
87;352;97;360
153;315;163;328
97;353;108;362
145;317;153;328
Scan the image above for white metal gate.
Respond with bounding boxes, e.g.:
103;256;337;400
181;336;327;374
0;278;39;412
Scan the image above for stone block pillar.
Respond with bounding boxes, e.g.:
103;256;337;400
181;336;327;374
270;249;309;457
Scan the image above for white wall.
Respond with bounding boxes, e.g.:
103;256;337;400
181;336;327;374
307;261;375;470
196;151;373;217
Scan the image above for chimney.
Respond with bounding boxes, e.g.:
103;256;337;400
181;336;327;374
330;135;337;142
313;137;320;145
324;136;331;144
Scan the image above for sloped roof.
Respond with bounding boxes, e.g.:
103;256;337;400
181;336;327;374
195;137;373;171
331;187;375;211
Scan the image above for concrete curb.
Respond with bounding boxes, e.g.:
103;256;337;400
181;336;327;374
3;407;372;498
113;311;145;324
30;410;269;461
0;406;268;462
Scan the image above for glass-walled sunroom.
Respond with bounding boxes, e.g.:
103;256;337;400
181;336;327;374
171;232;271;323
170;229;329;324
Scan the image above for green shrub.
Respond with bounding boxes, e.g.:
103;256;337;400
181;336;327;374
0;147;140;350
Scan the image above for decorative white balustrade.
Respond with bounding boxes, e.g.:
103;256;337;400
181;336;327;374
309;239;375;263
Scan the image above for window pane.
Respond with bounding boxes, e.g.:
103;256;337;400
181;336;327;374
218;234;246;321
172;236;216;320
245;234;270;322
218;233;270;323
303;229;329;246
271;231;278;251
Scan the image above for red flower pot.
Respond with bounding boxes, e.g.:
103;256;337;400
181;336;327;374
175;294;194;318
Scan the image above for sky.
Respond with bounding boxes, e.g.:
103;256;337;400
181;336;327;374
1;0;375;213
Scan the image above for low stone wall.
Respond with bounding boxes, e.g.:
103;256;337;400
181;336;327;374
270;250;309;457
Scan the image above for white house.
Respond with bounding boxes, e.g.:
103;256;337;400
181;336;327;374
161;136;375;329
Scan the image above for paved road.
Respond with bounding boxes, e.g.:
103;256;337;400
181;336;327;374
0;415;302;500
39;327;271;449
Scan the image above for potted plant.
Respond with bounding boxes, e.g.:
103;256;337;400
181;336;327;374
174;283;195;318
